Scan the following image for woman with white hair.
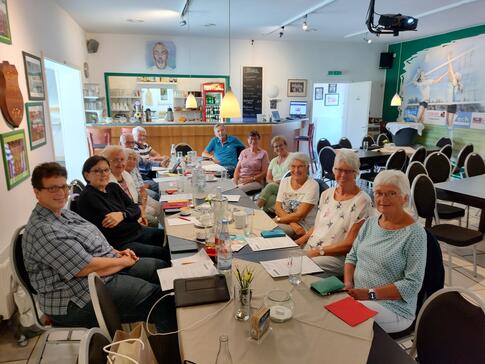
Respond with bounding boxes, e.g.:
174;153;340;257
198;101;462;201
344;170;427;333
274;153;319;239
296;149;373;276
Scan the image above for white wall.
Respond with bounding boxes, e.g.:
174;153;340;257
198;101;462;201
0;0;87;261
86;33;387;118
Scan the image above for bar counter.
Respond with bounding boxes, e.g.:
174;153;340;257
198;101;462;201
87;119;307;157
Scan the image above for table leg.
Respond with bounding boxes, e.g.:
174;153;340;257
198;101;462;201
479;209;485;233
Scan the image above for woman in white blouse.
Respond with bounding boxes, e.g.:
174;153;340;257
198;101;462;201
296;149;373;276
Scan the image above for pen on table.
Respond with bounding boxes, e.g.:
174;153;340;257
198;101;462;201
273;268;280;276
181;262;194;265
178;216;191;221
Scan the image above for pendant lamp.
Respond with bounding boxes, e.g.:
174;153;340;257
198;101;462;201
220;0;241;119
185;9;198;109
390;42;403;107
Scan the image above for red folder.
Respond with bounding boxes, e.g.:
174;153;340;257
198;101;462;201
162;201;190;210
324;296;378;327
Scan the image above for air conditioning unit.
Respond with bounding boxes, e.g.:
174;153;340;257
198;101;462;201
0;258;16;320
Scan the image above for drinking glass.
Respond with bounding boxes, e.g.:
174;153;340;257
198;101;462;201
288;251;303;286
244;208;254;237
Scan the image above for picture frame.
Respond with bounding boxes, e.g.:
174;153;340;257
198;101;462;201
287;79;307;97
0;129;30;190
314;87;324;100
328;83;337;93
26;102;47;150
324;93;339;106
0;0;12;45
22;51;45;100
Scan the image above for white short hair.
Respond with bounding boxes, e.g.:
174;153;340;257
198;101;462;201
373;170;410;198
124;147;138;159
132;126;146;139
334;149;360;173
290;152;310;167
102;145;124;160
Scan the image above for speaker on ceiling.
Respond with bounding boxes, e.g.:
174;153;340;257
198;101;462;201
379;52;394;69
87;39;99;54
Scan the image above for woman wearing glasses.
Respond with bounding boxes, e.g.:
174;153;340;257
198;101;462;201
296;149;373;276
344;170;427;333
77;155;170;262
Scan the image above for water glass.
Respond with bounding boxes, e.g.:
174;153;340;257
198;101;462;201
288;251;303;286
244;208;254;237
363;141;368;151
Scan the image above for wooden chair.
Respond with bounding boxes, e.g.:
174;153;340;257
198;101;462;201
87;128;111;156
294;123;316;173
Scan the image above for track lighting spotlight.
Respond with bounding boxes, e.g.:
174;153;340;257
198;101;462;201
279;26;285;38
302;15;308;31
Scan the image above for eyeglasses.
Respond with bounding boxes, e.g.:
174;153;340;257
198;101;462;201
110;158;125;164
41;184;69;193
91;168;110;175
374;191;399;198
333;168;355;175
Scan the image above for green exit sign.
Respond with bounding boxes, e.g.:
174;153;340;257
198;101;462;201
328;71;342;75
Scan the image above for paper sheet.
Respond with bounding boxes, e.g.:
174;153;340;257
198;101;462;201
202;164;227;172
166;216;200;226
260;256;323;277
152;166;170;171
171;249;213;267
246;236;297;251
154;176;181;183
160;193;193;202
230;236;247;252
157;262;218;291
223;194;241;202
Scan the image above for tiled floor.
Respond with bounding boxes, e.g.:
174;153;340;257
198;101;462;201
1;201;484;362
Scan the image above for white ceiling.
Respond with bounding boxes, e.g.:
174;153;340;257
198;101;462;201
53;0;485;43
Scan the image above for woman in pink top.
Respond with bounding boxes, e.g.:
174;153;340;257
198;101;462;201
233;130;269;193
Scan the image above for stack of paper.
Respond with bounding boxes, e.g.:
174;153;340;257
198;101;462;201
160;193;193;202
246;236;297;251
202;164;227;172
260;256;323;278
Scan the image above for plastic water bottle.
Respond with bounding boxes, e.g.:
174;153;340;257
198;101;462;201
215;335;233;364
217;219;232;273
170;144;176;166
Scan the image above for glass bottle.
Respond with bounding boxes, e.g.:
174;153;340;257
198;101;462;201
216;219;232;273
215;335;233;364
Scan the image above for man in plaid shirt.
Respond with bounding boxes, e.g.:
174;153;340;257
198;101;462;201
22;162;175;330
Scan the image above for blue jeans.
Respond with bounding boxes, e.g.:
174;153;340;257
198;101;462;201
120;226;171;263
49;258;176;332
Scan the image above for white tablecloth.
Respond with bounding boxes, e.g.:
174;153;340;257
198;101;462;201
386;122;425;136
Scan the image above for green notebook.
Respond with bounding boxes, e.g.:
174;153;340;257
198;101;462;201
310;276;345;296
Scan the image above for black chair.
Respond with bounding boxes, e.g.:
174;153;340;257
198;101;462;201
175;143;193;156
316;138;331;156
338;137;352;149
360;149;406;185
409;146;426;164
68;193;80;213
464;153;485;177
406;161;427;187
390;228;445;340
436;137;452;148
424;152;451;183
439;144;452;159
235;145;246;159
451;143;473;177
361;135;375;147
411;174;483;284
318;147;336;184
69;179;85;195
376;133;389;147
409;287;485;364
78;328;110;364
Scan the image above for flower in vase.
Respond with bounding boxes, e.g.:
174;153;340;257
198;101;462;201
235;266;254;290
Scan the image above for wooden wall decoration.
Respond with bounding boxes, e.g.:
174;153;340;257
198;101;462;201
0;61;24;127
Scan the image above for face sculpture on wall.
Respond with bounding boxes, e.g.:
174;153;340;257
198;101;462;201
152;42;169;70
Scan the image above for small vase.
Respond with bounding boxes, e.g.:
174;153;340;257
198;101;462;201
234;287;252;321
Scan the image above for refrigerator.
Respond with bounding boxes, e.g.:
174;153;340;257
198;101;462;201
312;81;372;148
202;82;225;122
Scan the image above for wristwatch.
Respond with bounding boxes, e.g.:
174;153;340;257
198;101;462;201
368;288;377;301
318;246;325;256
275;216;281;223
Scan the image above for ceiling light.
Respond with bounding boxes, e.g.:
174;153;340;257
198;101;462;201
126;18;144;23
185;8;198;109
302;15;309;31
179;19;187;26
391;43;403;107
185;93;197;109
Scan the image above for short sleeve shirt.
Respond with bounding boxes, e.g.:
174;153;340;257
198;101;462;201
276;177;320;230
205;135;245;168
268;153;293;182
134;142;152;160
238;148;269;178
22;204;116;315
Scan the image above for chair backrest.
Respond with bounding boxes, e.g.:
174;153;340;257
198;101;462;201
385;149;407;171
406;161;428;186
436;137;452;148
319;146;336;181
361;135;375;148
68;193;80;213
411;174;438;228
9;226;45;328
338;137;352;149
419;229;445;312
88;273;122;340
439;144;452;159
409;146;427;164
453;144;473;173
307;123;315;138
316;138;331;155
376;133;389;147
424;152;451;183
464;153;485;177
78;328;111;364
411;287;485;364
174;143;193;156
236;145;246;159
70;179;86;195
87;128;112;156
282;170;291;179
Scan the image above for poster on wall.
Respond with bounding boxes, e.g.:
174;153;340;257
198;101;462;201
398;33;485;129
26;102;47;150
1;130;30;190
22;52;45;100
146;41;176;70
0;0;11;45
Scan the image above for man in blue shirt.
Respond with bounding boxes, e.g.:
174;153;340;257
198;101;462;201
202;123;245;177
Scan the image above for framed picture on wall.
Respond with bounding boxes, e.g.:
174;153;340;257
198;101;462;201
325;93;339;106
287;79;307;97
328;84;337;93
314;87;324;100
26;102;47;150
0;130;30;190
22;51;46;100
0;0;12;45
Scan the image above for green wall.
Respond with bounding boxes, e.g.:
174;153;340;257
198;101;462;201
382;24;485;155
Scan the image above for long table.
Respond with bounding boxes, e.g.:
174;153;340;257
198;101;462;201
435;174;485;232
162;184;415;364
